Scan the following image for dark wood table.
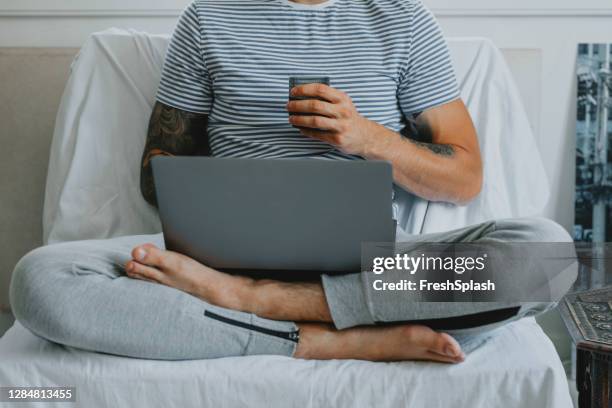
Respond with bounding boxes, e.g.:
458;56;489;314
559;286;612;408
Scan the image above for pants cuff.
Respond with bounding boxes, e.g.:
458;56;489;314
321;272;375;330
243;314;298;357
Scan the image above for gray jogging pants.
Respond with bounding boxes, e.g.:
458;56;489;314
9;217;576;360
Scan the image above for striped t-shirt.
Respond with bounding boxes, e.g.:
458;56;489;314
156;0;460;160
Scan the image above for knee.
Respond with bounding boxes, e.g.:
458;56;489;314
500;217;572;243
527;217;572;243
514;218;578;297
9;245;72;336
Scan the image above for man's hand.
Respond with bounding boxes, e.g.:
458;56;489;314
286;83;376;156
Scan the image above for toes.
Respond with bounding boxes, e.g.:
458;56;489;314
130;274;157;284
125;260;165;283
424;351;464;364
402;325;464;361
431;333;464;361
131;244;175;269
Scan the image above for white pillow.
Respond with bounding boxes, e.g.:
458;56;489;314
44;29;166;243
397;38;549;234
43;29;548;244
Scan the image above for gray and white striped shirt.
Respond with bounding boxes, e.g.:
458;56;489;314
157;0;460;160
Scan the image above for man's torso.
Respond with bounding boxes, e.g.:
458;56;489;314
193;0;416;159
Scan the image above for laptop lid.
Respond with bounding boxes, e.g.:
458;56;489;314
152;156;395;274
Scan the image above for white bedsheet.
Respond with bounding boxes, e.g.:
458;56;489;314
0;318;571;408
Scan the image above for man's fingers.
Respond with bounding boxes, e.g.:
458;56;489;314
290;83;344;103
289;114;338;131
286;99;337;117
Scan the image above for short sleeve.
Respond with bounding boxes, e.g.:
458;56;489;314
156;1;213;114
398;1;460;116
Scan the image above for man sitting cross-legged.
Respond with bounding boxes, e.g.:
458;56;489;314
10;0;574;364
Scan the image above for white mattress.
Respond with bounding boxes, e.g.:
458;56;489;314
0;318;572;408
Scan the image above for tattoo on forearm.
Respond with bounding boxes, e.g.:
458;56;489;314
408;139;455;156
401;114;455;157
140;102;209;206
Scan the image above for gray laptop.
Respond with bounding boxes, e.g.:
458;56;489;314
152;156;395;279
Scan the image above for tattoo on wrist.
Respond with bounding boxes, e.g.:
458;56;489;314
401;115;454;157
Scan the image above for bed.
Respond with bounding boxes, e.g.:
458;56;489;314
0;29;572;407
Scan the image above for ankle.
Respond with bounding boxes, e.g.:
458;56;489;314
205;274;256;312
293;323;334;359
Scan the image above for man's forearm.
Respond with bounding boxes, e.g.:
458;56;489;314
287;86;482;204
361;119;481;204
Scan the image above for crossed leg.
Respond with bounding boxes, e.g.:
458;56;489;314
12;216;573;363
10;234;464;363
126;243;465;363
124;216;577;362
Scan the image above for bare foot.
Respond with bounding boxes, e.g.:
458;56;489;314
295;323;465;363
125;243;252;310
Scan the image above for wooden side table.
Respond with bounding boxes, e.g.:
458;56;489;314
559;286;612;408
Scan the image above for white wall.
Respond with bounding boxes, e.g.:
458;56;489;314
425;2;612;231
0;0;190;48
426;0;612;15
1;0;187;10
